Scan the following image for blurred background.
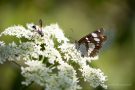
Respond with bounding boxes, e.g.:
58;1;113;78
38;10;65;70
0;0;135;90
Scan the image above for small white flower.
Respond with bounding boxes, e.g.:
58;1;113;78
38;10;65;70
43;24;69;43
26;23;35;31
43;46;63;64
0;41;5;46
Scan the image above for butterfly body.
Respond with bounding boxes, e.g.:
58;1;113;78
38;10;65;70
32;19;44;37
76;28;107;57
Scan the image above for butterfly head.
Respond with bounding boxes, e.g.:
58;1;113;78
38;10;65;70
98;28;107;41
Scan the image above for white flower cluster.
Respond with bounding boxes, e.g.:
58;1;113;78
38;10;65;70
0;22;107;90
80;65;107;89
21;60;81;90
0;41;35;64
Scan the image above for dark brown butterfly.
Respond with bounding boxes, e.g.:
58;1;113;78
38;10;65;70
32;19;44;37
76;28;107;57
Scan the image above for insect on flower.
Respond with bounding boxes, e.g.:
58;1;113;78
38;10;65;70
32;19;44;37
76;28;107;57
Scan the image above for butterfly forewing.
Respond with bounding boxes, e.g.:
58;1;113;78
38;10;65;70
76;28;107;57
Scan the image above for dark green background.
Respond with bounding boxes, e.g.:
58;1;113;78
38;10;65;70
0;0;135;90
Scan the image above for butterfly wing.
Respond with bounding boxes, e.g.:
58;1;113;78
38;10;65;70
77;28;107;57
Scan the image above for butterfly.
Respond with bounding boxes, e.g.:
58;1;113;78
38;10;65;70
32;19;44;37
75;28;107;57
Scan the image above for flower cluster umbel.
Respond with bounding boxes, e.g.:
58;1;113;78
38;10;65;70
0;22;107;90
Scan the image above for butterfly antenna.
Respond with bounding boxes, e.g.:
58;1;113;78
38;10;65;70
39;19;43;28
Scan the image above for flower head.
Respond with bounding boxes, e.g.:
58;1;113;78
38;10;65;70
0;21;107;89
